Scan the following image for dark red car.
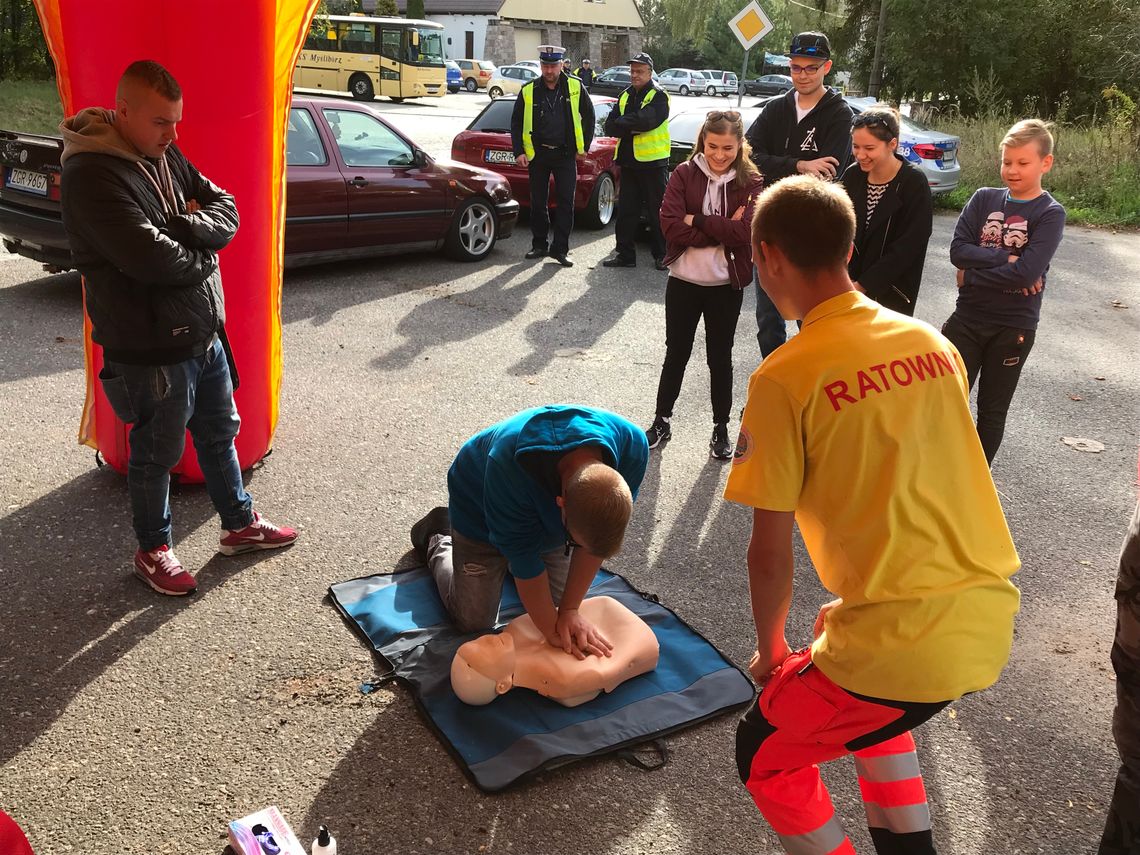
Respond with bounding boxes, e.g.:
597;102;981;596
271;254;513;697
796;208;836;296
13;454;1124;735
0;96;518;271
450;94;619;229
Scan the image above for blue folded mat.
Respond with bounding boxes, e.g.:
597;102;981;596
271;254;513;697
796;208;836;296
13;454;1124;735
328;567;755;792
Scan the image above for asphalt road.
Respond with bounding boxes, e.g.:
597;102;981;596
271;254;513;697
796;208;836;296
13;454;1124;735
0;96;1138;855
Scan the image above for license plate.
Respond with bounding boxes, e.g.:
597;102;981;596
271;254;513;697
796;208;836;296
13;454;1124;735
484;150;517;165
941;148;956;164
5;167;48;196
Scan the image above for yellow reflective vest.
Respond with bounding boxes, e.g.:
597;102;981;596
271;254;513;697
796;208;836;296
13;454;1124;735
614;86;671;163
521;76;586;159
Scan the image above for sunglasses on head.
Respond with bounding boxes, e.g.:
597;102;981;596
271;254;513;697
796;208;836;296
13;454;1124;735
707;110;741;122
852;113;898;134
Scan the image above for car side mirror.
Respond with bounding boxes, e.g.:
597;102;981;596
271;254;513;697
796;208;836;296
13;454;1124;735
413;148;429;168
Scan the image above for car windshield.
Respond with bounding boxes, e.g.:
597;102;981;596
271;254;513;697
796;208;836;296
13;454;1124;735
669;109;762;143
416;29;444;66
469;99;515;132
479;60;495;70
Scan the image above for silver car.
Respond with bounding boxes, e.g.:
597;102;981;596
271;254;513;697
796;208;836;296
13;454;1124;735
700;70;738;97
658;68;708;97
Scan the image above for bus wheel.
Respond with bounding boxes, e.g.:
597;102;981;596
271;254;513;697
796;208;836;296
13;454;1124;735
391;97;404;103
446;197;497;261
350;74;374;101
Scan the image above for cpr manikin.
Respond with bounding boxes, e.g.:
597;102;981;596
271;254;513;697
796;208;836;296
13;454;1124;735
451;596;659;707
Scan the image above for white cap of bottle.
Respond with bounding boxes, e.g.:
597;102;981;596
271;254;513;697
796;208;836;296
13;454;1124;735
312;825;337;855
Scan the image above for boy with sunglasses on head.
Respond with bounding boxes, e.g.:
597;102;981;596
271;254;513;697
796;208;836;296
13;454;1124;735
745;32;856;358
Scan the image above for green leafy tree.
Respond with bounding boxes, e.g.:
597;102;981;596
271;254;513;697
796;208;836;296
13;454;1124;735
374;0;398;14
0;0;53;80
406;0;426;19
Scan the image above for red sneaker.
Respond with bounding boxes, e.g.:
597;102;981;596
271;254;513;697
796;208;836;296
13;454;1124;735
133;545;197;596
219;512;298;556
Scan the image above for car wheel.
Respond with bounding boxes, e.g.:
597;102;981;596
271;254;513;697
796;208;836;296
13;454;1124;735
488;86;503;99
465;77;478;92
446;197;497;261
679;85;690;96
581;172;616;229
706;85;716;96
349;74;374;101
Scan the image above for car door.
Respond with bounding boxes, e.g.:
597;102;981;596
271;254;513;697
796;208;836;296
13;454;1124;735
284;106;347;257
322;106;449;248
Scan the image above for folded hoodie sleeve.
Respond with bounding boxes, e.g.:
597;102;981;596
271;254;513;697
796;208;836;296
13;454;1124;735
659;164;717;248
162;151;239;251
63;160;218;288
692;175;764;246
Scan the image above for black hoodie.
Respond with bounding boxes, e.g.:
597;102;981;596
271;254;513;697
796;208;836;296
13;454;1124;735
745;88;854;182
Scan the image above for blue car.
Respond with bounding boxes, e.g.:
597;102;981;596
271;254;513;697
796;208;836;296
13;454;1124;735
446;60;462;94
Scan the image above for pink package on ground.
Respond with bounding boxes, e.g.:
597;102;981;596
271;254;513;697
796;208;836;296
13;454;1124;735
228;805;305;855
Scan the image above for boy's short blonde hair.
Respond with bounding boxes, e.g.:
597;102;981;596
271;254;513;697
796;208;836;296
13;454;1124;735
1002;119;1054;157
563;462;632;558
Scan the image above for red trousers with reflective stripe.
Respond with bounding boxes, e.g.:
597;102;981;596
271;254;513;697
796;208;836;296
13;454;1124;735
735;649;946;855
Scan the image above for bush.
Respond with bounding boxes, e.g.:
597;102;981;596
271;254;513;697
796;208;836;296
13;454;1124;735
929;90;1140;228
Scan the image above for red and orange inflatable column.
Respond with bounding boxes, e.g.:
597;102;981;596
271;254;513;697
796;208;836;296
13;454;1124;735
32;0;320;481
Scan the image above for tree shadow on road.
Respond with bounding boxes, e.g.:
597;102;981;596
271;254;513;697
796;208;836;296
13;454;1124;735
370;262;558;371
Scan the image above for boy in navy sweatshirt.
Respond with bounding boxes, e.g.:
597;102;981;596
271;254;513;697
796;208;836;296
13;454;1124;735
943;119;1066;465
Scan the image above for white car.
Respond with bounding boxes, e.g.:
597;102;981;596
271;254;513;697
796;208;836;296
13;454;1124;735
700;70;738;96
486;64;539;98
515;60;540;71
657;68;707;97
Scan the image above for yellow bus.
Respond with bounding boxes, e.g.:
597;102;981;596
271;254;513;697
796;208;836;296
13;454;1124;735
294;15;446;102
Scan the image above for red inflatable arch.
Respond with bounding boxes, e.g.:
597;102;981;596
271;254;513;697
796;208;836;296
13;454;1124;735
33;0;321;481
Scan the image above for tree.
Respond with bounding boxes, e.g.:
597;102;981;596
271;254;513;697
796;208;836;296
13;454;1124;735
374;0;398;14
0;0;53;80
406;0;425;18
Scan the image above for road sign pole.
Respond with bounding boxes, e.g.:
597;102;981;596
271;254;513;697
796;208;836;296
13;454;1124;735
738;47;749;107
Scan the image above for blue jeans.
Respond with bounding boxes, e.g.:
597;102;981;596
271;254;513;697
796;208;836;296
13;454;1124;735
753;268;787;358
99;337;254;551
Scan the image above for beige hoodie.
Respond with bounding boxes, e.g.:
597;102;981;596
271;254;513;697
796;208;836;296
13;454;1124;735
60;108;181;218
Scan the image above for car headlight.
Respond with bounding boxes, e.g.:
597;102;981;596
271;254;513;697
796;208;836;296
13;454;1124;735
492;180;511;201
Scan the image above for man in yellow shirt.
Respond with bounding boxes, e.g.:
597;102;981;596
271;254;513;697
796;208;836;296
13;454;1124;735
725;176;1020;855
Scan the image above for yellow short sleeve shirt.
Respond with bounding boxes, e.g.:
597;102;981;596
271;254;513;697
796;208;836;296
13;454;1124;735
724;292;1020;702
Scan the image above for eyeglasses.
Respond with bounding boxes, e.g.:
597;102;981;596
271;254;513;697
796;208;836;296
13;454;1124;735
789;63;825;76
790;34;829;56
707;110;741;121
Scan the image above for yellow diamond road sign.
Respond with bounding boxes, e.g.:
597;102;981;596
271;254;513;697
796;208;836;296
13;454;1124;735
728;1;774;51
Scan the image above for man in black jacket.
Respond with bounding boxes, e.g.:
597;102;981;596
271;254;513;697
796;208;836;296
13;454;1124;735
60;60;297;597
511;45;596;268
601;52;669;270
575;59;597;90
745;32;854;356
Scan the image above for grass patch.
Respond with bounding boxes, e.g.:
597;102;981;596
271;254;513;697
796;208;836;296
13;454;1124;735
0;80;63;136
931;116;1140;229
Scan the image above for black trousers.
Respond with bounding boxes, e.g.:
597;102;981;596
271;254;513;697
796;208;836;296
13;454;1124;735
654;276;744;425
615;165;667;261
941;312;1036;465
528;149;576;256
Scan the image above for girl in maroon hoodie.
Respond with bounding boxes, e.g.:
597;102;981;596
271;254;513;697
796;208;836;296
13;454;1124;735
644;111;764;459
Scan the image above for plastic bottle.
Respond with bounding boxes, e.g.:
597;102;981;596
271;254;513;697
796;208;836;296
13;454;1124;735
311;825;337;855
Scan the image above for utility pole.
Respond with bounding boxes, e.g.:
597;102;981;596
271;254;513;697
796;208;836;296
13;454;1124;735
868;0;887;98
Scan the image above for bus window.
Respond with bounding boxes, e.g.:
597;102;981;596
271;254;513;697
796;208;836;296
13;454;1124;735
415;29;444;66
380;28;402;61
338;21;376;54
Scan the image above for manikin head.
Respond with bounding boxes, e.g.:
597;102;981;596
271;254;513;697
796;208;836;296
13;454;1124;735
751;176;855;320
115;60;183;159
451;631;517;705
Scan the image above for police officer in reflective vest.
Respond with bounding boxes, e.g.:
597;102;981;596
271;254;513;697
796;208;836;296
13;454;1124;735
510;45;595;268
602;52;670;270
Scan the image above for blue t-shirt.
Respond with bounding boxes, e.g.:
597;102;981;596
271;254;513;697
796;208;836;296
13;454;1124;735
446;406;649;579
949;187;1066;330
